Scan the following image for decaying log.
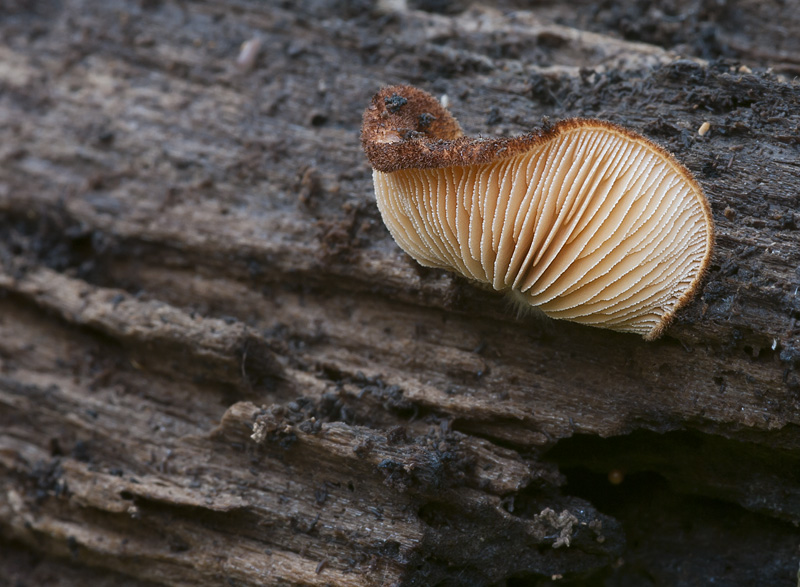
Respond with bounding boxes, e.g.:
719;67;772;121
1;1;800;585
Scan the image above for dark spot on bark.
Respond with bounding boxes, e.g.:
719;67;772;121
168;534;191;553
409;0;465;15
486;106;501;126
387;426;409;444
72;440;91;462
315;485;329;505
309;111;327;126
67;536;79;559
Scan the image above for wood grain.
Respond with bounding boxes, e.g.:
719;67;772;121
1;1;799;584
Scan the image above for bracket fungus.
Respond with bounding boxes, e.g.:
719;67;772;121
361;85;713;340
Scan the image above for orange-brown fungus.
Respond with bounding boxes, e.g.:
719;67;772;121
361;85;714;340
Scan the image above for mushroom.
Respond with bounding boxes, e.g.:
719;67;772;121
361;85;713;340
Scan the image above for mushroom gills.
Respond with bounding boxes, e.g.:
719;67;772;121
363;85;713;340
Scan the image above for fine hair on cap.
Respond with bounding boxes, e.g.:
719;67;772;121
361;85;714;340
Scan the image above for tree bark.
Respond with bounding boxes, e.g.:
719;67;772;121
1;1;799;585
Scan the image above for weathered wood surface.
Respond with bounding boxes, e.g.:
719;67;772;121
1;1;799;585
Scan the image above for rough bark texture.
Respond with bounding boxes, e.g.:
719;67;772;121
1;1;799;585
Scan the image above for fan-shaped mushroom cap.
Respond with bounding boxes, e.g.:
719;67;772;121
361;85;713;340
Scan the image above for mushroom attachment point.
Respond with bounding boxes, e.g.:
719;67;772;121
361;85;714;340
